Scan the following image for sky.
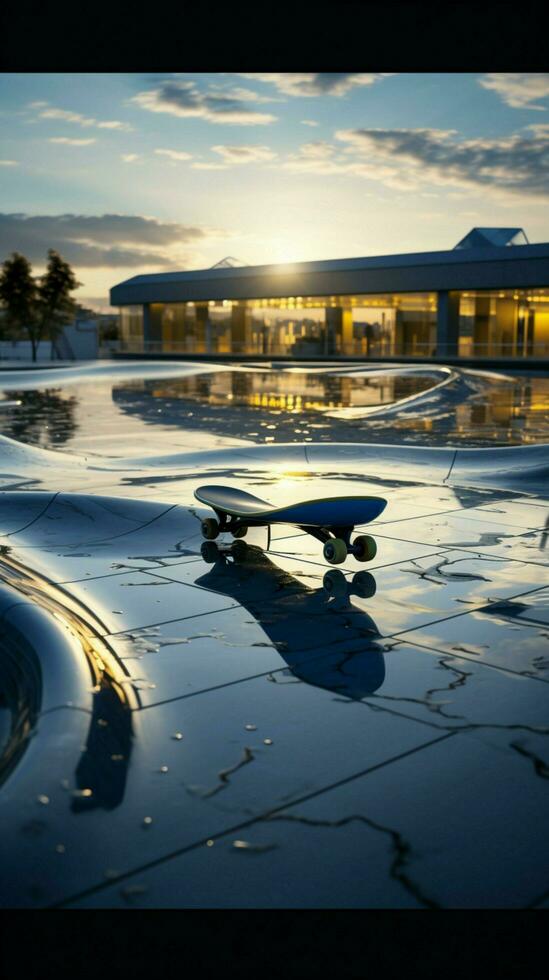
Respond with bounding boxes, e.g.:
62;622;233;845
1;72;549;310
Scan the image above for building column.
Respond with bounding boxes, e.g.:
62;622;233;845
495;298;517;356
195;304;209;353
436;290;460;357
473;296;491;356
231;302;251;354
142;303;151;352
325;307;354;356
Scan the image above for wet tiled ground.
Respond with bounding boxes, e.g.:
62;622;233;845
0;362;548;908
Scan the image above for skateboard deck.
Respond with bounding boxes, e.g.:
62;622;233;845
195;485;386;527
195;484;387;565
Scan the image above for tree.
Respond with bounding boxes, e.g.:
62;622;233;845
0;249;81;361
0;252;38;354
37;249;81;358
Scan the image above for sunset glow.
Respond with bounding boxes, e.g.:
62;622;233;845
1;72;549;311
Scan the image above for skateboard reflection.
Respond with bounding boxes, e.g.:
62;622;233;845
196;543;386;699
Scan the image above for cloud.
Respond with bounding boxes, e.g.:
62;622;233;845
279;127;549;200
49;137;96;146
238;73;393;97
282;141;347;175
35;103;132;130
154;148;193;161
132;80;277;125
301;119;319;127
0;213;218;269
210;144;276;164
527;123;549;136
190;163;229;170
0;160;18;166
479;74;549;110
330;127;549;198
121;153;141;163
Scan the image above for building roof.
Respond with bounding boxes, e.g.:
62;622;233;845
454;228;529;249
111;234;549;307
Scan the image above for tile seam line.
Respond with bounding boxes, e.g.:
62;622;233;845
148;548;451;583
444;449;459;484
101;577;548;646
392;637;549;685
104;602;242;637
51;730;456;909
132;610;549;708
133;643;443;714
58;558;203;586
386;582;549;639
4;490;61;538
32;501;182;548
369;533;549;566
372;508;545;532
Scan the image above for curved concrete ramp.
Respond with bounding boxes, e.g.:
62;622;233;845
1;432;549;493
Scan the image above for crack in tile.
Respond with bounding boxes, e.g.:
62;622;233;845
185;746;255;799
262;811;440;909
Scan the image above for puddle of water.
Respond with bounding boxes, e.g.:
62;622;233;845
0;366;547;449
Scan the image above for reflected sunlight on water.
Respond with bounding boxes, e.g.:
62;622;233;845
0;365;548;450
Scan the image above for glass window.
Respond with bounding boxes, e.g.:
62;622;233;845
119;306;143;350
457;289;549;357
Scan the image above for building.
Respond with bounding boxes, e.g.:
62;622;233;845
110;229;549;361
0;305;113;361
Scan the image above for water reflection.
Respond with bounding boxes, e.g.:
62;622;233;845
1;367;547;449
111;369;549;447
71;680;133;813
0;626;41;785
0;389;78;449
195;544;386;699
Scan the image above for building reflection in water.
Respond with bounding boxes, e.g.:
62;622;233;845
110;369;549;447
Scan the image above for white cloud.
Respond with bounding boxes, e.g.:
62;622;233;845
191;162;229;170
238;73;393;97
154;148;193;161
36;104;132;130
301;119;319;127
48;137;96;146
0;160;18;166
132;80;277;125
282;141;347;175
526;123;549;136
479;74;549;110
121;154;141;163
211;144;276;164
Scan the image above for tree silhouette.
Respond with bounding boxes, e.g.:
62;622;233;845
37;249;81;357
0;249;81;361
0;253;38;354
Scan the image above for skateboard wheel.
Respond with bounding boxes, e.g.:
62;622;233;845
352;571;377;598
231;539;248;561
201;518;220;540
232;524;248;538
323;569;348;597
353;535;377;562
201;540;220;563
323;538;348;565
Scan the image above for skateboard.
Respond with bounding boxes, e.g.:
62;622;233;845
194;484;387;565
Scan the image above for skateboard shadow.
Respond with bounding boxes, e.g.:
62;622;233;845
195;544;386;699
